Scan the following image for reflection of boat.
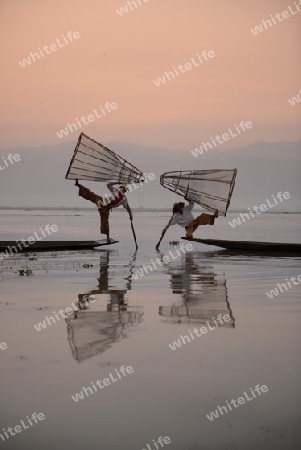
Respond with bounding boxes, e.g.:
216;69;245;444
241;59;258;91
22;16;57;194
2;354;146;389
159;252;235;328
66;250;143;362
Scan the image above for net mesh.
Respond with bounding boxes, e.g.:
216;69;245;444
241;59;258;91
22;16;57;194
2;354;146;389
160;169;237;216
66;133;144;183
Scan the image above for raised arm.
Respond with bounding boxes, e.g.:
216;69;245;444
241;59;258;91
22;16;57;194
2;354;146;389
106;181;120;193
186;199;195;211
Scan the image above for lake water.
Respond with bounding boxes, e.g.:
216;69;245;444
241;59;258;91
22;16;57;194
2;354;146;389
0;210;300;450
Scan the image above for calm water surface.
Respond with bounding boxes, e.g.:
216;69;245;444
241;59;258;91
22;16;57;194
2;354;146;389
0;211;300;449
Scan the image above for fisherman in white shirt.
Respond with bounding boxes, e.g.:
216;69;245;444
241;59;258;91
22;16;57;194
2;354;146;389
169;200;195;228
156;198;218;249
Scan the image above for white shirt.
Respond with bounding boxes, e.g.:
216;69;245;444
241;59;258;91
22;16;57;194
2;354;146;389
170;201;194;228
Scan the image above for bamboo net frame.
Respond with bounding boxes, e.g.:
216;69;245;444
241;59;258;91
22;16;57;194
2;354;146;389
160;169;237;216
65;133;144;184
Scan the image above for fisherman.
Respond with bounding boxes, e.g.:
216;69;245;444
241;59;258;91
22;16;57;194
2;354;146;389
156;198;218;249
75;180;133;243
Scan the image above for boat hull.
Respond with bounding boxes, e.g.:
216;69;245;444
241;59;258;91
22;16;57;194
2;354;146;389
0;240;118;253
182;237;301;255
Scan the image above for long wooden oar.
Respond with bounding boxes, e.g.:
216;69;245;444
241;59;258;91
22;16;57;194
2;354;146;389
124;201;138;249
156;217;172;249
130;219;138;250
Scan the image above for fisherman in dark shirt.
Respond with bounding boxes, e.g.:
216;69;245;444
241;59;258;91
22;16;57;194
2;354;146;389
75;180;133;242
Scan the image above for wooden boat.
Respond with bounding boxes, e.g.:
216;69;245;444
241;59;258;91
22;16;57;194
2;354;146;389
0;240;118;253
182;237;301;254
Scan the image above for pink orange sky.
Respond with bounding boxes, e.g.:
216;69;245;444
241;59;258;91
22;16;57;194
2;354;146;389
0;0;300;150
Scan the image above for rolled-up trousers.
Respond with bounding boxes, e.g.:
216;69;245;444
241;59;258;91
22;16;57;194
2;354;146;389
185;213;216;236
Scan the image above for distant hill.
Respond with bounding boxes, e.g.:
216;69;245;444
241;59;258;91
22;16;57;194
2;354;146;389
0;139;300;211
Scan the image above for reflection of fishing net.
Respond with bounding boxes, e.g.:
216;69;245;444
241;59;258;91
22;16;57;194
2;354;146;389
160;169;237;216
159;290;235;327
159;303;235;327
66;133;144;184
66;310;144;362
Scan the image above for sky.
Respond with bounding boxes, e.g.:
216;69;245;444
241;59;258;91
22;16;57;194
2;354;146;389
0;0;300;151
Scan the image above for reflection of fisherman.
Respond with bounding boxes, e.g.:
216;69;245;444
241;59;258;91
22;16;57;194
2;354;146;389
156;198;218;248
158;251;235;327
75;180;133;242
76;251;130;312
66;251;143;362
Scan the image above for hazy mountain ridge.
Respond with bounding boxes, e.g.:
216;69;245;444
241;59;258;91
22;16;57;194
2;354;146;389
1;140;300;210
